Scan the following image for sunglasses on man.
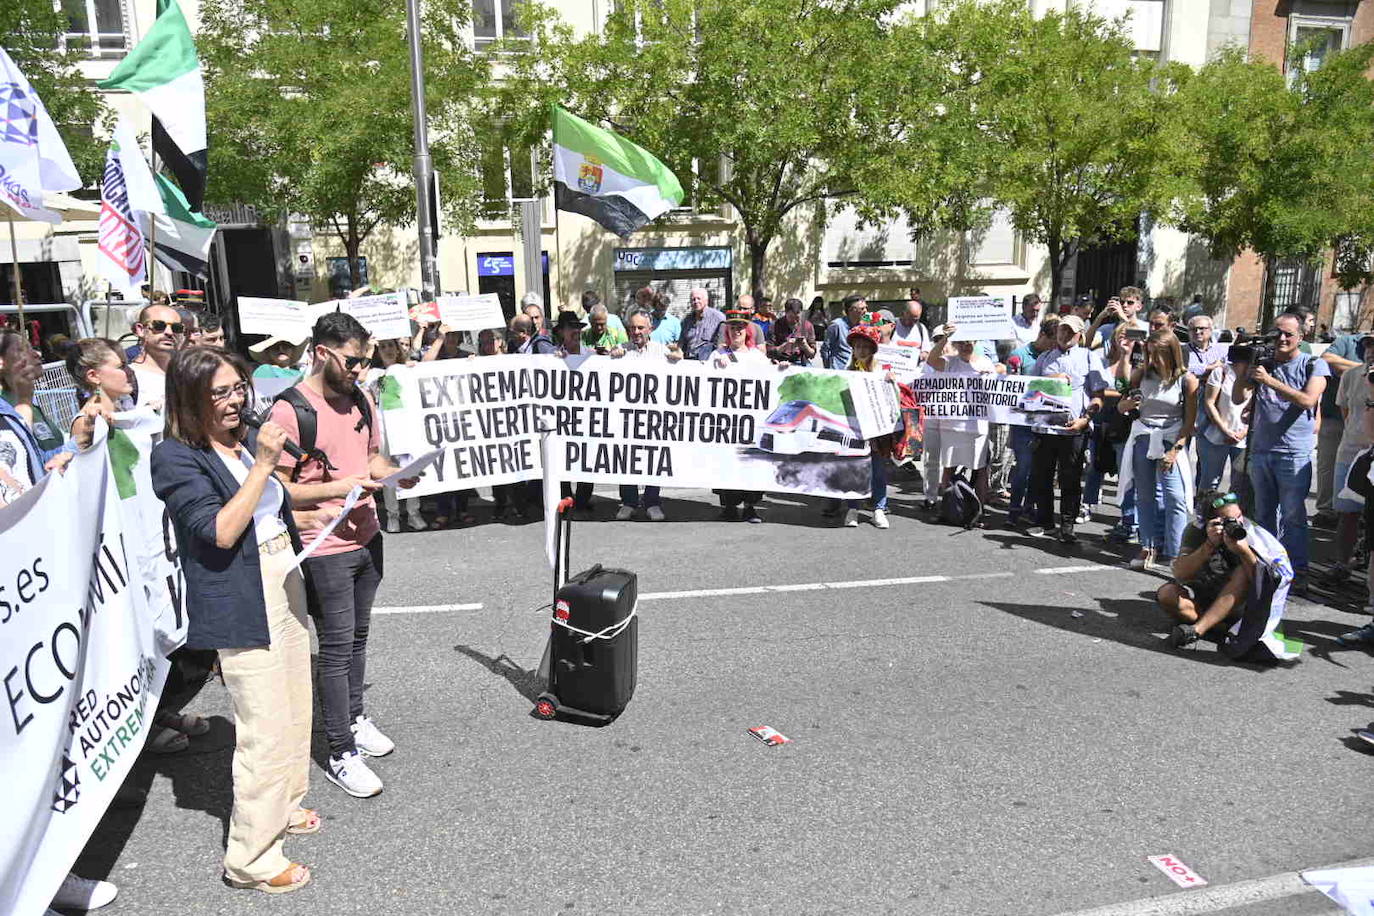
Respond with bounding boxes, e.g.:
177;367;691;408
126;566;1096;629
320;345;368;371
145;320;185;334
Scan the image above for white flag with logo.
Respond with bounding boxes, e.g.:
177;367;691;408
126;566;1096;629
0;47;82;223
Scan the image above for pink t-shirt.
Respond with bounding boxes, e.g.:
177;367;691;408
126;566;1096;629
268;381;382;556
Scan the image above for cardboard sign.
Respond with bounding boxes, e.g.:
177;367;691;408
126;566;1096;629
1148;855;1207;889
437;294;506;332
948;295;1015;342
236;297;312;342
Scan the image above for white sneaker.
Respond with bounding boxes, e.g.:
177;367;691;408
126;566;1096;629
351;715;395;757
843;509;859;527
51;874;118;910
646;505;665;522
384;517;400;534
1077;505;1093;524
326;750;383;797
616;505;635;521
872;509;890;529
406;512;428;531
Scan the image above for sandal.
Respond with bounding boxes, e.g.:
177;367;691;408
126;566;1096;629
287;809;321;835
161;713;210;736
147;726;189;755
227;863;311;894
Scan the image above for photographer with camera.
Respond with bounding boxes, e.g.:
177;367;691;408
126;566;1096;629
1156;490;1297;662
1231;313;1330;593
1157;492;1260;649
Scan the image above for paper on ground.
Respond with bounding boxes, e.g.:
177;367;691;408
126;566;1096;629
288;484;362;571
1304;865;1374;915
380;448;444;487
1147;854;1207;889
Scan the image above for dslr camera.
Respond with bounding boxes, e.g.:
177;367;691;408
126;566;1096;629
1228;329;1281;371
1222;517;1247;541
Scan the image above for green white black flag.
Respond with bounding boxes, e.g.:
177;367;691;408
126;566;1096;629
551;106;683;238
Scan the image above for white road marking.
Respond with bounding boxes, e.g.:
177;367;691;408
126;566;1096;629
373;565;1111;613
1050;856;1374;915
372;603;484;615
1036;565;1114;575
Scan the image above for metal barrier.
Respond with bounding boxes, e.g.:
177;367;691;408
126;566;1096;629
35;361;80;440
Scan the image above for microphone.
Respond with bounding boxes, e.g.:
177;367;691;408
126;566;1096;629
241;412;306;461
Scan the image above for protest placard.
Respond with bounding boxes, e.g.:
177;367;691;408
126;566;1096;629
236;297;312;342
875;343;925;382
910;370;1074;426
380;356;897;500
338;292;412;340
948;295;1014;341
437;294;506;332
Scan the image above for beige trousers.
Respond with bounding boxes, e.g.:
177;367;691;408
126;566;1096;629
217;542;313;883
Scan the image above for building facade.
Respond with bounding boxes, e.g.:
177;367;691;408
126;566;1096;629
6;0;1370;335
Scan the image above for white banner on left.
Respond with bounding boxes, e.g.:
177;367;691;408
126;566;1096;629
0;426;172;916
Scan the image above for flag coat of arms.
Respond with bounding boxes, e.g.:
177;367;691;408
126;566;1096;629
0;48;82;223
551;106;683;238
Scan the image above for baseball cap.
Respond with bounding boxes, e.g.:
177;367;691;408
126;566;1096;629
1058;315;1087;334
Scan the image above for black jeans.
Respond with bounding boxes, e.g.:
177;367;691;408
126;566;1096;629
560;481;593;509
718;490;761;508
1030;431;1089;527
304;534;384;757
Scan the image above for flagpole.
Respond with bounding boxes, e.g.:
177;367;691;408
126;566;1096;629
405;0;440;300
146;143;159;297
6;212;25;329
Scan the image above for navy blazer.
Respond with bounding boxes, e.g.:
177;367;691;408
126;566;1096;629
151;431;308;650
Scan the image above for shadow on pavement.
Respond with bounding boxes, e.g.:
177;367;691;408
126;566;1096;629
978;593;1278;671
454;644;544;703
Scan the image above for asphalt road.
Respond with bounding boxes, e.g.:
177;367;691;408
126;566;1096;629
68;474;1374;915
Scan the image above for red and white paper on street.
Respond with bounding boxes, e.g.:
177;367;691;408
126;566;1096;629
1147;854;1207;889
748;726;792;747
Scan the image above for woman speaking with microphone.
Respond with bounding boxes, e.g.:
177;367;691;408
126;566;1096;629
151;347;319;895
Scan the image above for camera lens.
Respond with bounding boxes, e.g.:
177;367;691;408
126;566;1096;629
1222;518;1246;540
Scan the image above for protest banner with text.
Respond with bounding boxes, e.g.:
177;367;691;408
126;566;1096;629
380;355;902;499
910;369;1074;426
0;427;171;916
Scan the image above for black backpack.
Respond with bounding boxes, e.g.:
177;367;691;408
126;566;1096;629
272;385;374;481
940;470;984;529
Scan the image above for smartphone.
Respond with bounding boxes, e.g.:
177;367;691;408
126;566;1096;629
1124;327;1147;342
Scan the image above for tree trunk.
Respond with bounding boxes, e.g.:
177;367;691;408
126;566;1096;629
747;231;770;301
346;215;362;291
1048;235;1064;314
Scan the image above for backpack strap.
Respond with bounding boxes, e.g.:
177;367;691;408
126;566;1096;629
273;387;337;482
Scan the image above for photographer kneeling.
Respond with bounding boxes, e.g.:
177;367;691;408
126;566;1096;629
1156;490;1296;659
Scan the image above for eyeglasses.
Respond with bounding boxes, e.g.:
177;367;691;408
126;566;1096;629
321;346;367;370
210;381;249;403
1210;492;1239;509
146;320;185;334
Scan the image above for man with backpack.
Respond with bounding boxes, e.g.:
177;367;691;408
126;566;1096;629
269;312;419;799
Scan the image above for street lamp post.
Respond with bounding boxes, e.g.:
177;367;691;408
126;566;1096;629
405;0;441;301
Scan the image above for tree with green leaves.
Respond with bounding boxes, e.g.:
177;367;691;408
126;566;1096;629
888;0;1189;302
1174;43;1374;321
495;0;953;295
198;0;489;289
3;0;109;184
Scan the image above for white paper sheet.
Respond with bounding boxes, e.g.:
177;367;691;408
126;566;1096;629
379;447;445;487
287;484;362;572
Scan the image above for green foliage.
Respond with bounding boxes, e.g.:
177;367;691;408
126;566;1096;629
198;0;489;283
1176;43;1374;292
493;0;914;292
892;0;1189;295
2;0;109;184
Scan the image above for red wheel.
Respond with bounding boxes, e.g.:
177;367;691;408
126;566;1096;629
534;697;557;720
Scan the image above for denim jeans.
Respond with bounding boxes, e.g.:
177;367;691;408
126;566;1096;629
619;485;661;508
1195;436;1245;492
848;455;889;511
1250;448;1313;570
1008;426;1036;514
1132;436;1189;558
303;535;384;757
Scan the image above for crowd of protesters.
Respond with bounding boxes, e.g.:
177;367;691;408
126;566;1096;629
5;279;1372;910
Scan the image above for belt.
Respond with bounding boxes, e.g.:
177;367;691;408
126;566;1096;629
258;531;292;555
